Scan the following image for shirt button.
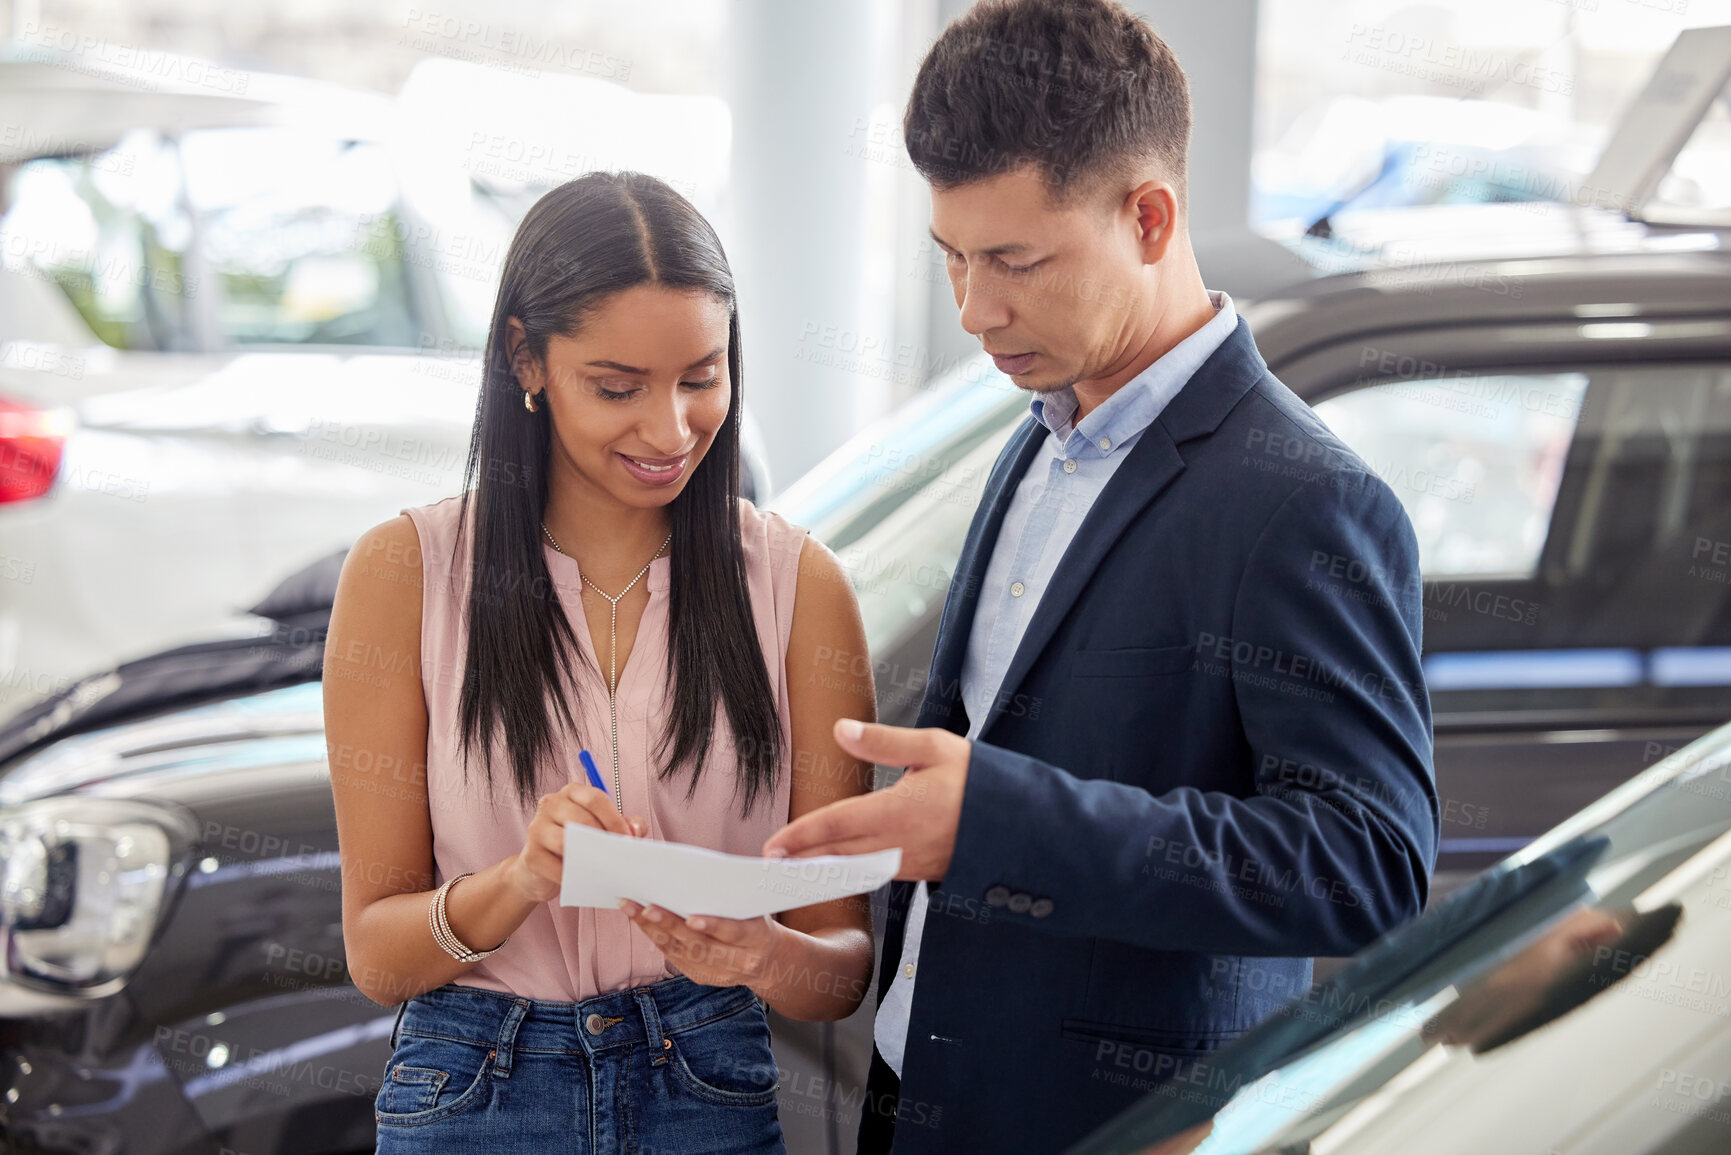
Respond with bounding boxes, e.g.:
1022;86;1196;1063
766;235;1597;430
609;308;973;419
1098;436;1111;451
1063;458;1078;474
1010;581;1025;597
904;963;916;979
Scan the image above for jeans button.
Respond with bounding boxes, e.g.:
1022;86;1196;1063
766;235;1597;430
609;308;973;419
585;1013;608;1035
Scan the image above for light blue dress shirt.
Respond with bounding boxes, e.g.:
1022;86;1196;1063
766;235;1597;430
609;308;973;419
874;290;1238;1077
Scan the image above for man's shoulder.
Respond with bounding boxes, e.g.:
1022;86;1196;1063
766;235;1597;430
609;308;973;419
1199;369;1388;510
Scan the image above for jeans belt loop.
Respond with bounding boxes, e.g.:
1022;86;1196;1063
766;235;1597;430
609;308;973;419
493;998;529;1079
634;987;670;1066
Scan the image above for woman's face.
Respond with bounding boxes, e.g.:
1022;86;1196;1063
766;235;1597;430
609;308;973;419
513;284;733;512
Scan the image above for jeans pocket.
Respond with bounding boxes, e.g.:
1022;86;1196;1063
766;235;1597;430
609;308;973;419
375;1033;494;1125
666;999;781;1107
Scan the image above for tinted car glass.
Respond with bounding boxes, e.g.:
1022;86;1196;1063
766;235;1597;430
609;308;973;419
1315;362;1731;717
838;429;1009;717
770;364;1025;685
1314;372;1584;579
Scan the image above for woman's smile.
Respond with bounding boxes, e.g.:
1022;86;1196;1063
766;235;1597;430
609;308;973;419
617;451;690;487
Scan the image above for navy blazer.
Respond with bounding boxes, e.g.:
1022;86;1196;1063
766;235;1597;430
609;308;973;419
857;317;1438;1154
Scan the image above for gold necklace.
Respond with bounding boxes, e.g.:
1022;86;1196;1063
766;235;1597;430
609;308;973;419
541;521;671;809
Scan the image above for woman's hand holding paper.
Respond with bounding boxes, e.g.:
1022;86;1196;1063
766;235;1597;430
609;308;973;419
619;900;790;992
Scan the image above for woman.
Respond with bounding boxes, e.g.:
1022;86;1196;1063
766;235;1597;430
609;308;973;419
323;170;877;1154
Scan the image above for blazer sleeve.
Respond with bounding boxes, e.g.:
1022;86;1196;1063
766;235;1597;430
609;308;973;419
932;467;1440;958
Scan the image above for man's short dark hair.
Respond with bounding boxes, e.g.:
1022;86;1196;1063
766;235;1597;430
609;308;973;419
903;0;1191;208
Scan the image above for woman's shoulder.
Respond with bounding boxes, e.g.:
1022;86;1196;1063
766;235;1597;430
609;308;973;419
332;508;429;637
735;496;812;567
736;498;831;637
399;493;467;534
342;495;470;608
394;493;470;558
733;496;858;611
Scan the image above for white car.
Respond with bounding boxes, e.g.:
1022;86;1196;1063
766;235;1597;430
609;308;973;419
0;53;765;723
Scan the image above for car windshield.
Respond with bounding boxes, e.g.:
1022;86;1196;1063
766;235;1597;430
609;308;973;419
178;127;418;347
770;354;1026;540
0;129;194;350
768;357;1028;709
1074;718;1731;1155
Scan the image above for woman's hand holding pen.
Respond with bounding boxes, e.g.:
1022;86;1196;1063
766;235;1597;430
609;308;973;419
509;781;648;904
506;746;791;1000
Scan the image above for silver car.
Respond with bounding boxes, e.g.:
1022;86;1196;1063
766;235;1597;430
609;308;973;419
0;55;767;723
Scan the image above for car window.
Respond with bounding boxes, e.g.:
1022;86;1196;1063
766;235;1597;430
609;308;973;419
770;364;1024;720
773;360;1024;543
841;429;1009;682
1646;66;1731;220
178;128;419;347
1315;365;1731;711
772;364;1026;685
1313;372;1585;579
426;175;543;352
0;130;196;351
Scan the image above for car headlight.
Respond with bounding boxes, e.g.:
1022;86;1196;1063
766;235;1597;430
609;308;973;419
0;798;197;997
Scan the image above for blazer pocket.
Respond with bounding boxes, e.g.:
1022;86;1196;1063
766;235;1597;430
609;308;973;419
1071;644;1196;678
1060;1017;1242;1056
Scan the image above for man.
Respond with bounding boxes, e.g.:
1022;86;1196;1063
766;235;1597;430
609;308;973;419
763;1;1438;1151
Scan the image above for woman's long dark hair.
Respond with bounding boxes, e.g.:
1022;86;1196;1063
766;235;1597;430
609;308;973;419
450;171;781;818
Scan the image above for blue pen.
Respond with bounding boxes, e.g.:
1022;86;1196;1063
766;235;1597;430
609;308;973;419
578;748;609;795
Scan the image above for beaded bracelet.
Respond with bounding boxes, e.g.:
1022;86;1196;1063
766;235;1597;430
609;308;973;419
428;872;508;963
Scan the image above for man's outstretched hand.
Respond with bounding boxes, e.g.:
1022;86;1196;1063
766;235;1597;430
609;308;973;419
762;719;970;882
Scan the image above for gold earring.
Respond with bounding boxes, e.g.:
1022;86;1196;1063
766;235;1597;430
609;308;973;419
523;389;539;413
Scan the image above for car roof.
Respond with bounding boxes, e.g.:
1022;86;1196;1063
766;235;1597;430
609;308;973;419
0;48;395;153
1243;226;1731;384
1273;202;1727;271
1261;198;1730;306
772;225;1731;548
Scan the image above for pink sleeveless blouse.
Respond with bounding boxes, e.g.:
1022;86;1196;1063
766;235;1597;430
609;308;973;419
401;494;807;1001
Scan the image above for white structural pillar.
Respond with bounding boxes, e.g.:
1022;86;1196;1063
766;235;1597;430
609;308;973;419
726;0;880;494
1128;0;1259;236
730;0;1261;488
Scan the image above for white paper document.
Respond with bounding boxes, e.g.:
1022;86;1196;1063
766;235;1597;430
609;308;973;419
559;822;902;919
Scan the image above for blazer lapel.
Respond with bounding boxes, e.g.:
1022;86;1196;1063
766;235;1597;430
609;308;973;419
975;423;1187;740
974;318;1269;741
914;416;1047;733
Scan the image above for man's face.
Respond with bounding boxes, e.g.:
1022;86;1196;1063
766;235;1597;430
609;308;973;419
927;165;1148;394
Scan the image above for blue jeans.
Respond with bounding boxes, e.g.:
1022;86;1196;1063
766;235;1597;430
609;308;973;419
373;976;785;1153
